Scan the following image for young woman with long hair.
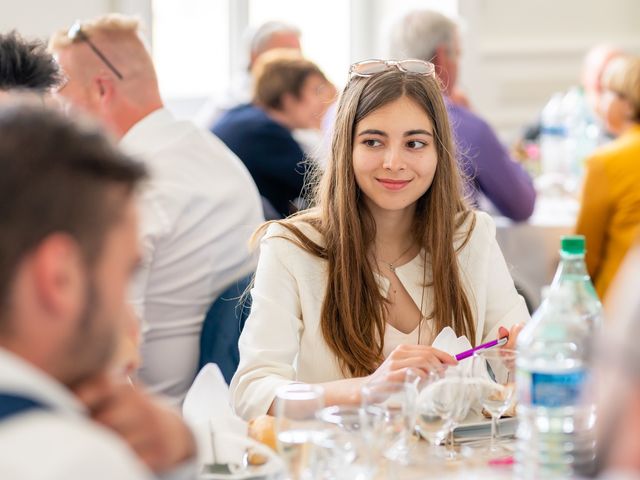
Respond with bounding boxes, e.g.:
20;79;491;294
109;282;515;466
230;59;529;420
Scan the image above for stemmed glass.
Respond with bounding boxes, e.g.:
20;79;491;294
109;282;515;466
413;370;454;461
439;364;474;461
274;384;325;480
360;381;416;465
313;405;373;480
472;348;517;456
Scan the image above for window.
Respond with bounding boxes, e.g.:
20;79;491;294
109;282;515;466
248;0;351;87
152;0;229;99
151;0;456;102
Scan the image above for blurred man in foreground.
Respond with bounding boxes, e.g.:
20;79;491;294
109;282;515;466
0;30;62;97
0;28;142;376
0;104;196;479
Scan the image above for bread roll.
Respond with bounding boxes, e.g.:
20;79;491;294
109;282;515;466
247;414;277;465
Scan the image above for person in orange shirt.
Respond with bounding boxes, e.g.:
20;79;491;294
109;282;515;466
575;55;640;300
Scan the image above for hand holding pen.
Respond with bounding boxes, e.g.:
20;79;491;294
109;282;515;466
455;324;523;361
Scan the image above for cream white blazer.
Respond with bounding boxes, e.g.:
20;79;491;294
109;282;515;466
230;211;530;420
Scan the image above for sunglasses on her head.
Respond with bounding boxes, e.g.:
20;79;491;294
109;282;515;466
67;20;124;80
349;59;435;79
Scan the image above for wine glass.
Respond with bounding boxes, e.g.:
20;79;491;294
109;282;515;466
274;384;325;480
360;381;416;465
313;405;374;480
473;348;517;456
439;364;474;461
414;370;454;459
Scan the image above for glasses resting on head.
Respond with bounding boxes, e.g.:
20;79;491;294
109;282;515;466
67;20;124;80
349;59;435;79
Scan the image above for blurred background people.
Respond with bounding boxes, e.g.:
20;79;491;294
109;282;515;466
598;55;637;137
519;45;626;190
575;54;640;300
49;14;264;405
0;103;196;479
524;45;625;142
195;20;302;128
583;45;626;133
213;49;332;218
389;9;536;222
0;30;62;98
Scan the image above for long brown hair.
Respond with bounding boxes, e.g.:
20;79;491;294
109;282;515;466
258;69;476;377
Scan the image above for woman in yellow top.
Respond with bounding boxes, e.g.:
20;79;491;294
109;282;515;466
576;55;640;299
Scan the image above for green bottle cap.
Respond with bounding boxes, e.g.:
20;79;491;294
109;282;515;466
561;235;585;255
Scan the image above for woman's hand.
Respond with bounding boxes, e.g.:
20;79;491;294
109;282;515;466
499;324;524;351
312;345;456;407
367;344;457;385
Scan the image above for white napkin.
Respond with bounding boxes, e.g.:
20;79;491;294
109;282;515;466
183;363;248;466
431;326;494;378
431;327;467;359
430;327;493;419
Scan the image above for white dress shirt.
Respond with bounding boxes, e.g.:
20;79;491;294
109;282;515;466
0;348;153;480
121;108;264;405
229;211;530;420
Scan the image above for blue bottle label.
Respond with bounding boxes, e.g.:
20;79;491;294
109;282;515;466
531;370;586;407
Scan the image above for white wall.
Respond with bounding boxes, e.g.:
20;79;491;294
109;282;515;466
1;0;108;39
458;0;640;140
0;0;150;41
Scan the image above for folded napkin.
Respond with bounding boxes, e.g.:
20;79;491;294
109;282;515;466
431;327;495;378
183;363;248;466
429;327;494;419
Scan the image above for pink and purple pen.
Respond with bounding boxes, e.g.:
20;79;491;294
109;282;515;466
455;335;509;361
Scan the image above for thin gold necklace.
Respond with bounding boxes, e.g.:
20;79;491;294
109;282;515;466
380;243;415;272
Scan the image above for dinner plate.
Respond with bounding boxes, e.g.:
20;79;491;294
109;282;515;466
199;434;286;480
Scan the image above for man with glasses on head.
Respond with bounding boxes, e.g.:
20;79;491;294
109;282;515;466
49;14;264;406
389;9;536;222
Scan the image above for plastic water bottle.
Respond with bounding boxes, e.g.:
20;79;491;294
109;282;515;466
540;92;567;176
515;236;601;479
550;235;603;334
561;88;599;184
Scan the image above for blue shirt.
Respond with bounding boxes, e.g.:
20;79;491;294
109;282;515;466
212;104;307;217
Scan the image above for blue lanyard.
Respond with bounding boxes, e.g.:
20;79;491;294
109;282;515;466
0;393;47;421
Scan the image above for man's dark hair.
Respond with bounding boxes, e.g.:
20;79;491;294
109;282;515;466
0;104;147;324
0;30;63;92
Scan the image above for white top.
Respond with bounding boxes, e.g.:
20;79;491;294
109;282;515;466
0;348;196;480
229;211;530;420
121;108;264;405
383;323;420;358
